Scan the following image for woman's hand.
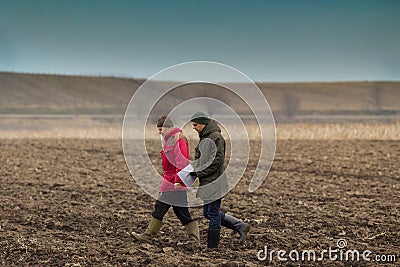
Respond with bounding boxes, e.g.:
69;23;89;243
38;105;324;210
174;183;181;188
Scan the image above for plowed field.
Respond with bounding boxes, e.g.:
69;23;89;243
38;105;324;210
1;139;399;266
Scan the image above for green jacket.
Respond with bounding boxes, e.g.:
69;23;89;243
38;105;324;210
193;120;229;200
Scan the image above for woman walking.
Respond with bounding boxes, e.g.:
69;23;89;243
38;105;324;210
130;115;200;248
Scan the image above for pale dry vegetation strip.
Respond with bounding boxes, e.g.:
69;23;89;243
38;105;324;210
0;118;399;140
276;122;400;140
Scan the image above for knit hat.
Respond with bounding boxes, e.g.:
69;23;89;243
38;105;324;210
190;111;210;125
157;115;174;128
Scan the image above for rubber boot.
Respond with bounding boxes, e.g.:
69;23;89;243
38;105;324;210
221;214;251;244
202;229;220;253
184;221;200;250
131;217;162;243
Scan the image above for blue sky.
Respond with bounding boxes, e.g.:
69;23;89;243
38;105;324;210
0;0;399;82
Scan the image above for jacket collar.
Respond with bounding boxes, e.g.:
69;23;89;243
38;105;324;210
164;127;181;142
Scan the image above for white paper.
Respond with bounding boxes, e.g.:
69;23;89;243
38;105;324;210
177;164;196;187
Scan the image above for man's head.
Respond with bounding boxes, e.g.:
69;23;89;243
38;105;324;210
191;111;210;133
157;115;174;135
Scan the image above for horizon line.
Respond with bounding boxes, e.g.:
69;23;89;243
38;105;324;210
0;70;399;84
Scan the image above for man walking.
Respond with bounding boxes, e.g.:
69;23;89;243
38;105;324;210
190;111;250;252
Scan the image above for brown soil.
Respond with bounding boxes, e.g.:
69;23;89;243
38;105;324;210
0;139;399;266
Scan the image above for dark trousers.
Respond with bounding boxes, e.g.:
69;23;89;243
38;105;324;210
203;198;226;229
151;191;193;226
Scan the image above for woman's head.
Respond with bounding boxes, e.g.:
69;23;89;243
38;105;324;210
157;115;174;135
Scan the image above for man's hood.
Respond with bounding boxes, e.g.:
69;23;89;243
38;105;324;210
199;120;221;137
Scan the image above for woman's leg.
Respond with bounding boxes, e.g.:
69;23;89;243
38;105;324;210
131;198;168;242
172;206;193;226
170;191;200;247
152;199;171;221
169;191;193;225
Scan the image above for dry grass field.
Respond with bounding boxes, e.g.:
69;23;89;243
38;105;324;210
1;116;399;140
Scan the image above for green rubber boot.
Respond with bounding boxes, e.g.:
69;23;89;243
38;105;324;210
184;221;200;249
131;217;162;243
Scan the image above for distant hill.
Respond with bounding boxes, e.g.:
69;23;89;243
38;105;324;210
1;72;399;119
0;72;142;114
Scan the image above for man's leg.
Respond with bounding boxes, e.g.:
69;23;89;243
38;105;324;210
207;198;222;229
221;213;251;244
203;199;222;251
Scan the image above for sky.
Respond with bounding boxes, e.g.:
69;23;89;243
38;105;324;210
0;0;399;82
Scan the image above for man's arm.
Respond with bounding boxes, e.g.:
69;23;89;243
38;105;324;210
195;135;225;178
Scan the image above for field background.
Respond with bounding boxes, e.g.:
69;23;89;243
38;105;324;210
1;71;400;140
1;72;399;116
0;72;399;266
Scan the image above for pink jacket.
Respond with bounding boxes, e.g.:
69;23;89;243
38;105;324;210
159;128;190;192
